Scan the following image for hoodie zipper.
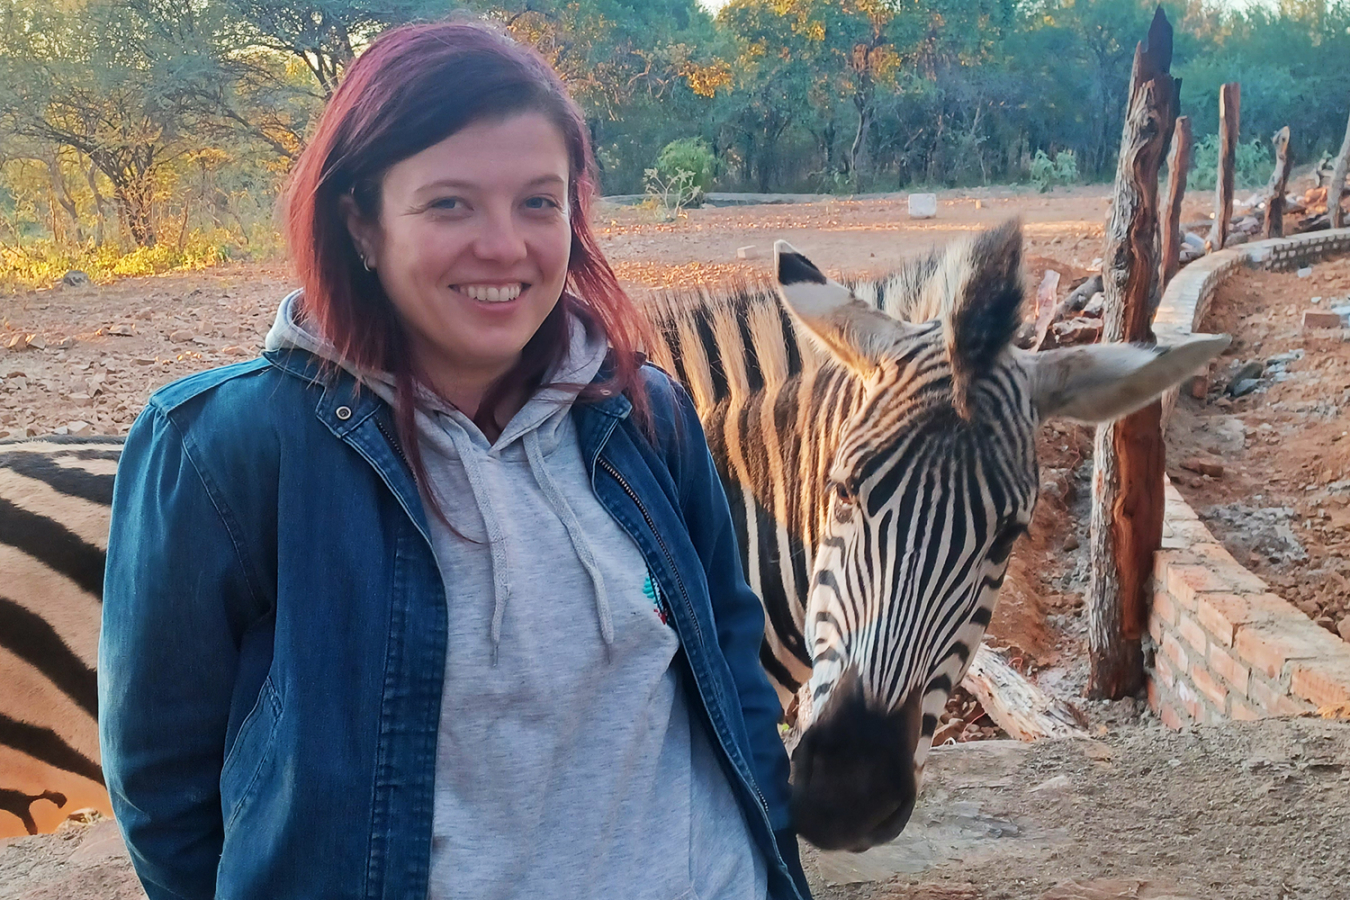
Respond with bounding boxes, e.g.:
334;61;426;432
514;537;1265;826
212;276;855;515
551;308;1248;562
595;455;777;833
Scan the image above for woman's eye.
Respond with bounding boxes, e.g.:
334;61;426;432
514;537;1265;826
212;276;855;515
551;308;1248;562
524;196;560;211
429;197;462;211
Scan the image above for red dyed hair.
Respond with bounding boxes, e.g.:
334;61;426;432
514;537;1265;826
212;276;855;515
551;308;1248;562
283;19;650;484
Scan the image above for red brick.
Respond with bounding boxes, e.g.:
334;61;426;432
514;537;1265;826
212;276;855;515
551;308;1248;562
1289;659;1350;709
1178;612;1209;654
1196;592;1293;647
1146;676;1161;713
1230;697;1261;721
1209;645;1250;695
1165;517;1211;543
1154;590;1181;627
1247;674;1315;717
1174;677;1202;721
1303;309;1344;330
1162;631;1189;674
1166;564;1229;610
1154;652;1176;689
1159;702;1185;731
1148;609;1165;644
1188;542;1242;570
1235;621;1344;680
1190;663;1228;709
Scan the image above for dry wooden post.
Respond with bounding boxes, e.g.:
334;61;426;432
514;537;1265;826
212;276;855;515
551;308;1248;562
1330;110;1350;229
1263;127;1292;239
1208;83;1240;251
1160;115;1192;287
1089;6;1178;700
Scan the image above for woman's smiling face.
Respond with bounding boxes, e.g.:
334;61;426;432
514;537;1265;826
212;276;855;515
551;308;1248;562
347;112;573;406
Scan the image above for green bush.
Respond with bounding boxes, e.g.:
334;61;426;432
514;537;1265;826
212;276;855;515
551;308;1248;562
655;138;716;196
1030;149;1078;192
1188;134;1273;192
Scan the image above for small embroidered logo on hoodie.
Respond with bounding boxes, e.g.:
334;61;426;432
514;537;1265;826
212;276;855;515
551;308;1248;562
643;573;669;627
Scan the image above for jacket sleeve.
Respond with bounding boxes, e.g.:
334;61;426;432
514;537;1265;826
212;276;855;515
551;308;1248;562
100;405;266;900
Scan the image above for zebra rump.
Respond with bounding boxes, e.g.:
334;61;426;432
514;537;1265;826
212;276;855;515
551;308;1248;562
0;436;119;836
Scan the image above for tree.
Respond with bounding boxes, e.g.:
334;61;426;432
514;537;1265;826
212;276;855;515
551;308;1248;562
0;0;208;246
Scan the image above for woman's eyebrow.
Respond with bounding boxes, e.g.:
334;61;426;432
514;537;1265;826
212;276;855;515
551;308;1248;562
415;174;566;194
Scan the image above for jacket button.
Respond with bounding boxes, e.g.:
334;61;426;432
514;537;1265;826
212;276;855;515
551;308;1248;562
336;405;352;421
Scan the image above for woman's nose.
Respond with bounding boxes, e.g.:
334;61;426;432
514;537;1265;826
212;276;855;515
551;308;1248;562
471;209;528;263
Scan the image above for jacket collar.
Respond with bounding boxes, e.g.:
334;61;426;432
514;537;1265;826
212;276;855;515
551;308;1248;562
263;346;634;437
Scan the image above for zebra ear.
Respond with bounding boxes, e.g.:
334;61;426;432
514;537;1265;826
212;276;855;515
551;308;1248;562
1022;334;1231;422
774;240;922;373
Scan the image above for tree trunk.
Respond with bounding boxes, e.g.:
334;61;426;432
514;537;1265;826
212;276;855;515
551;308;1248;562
1208;83;1240;250
85;164;108;248
43;150;84;245
1160;115;1191;288
1263;126;1292;239
111;177;155;248
1089;6;1178;701
1329;110;1350;229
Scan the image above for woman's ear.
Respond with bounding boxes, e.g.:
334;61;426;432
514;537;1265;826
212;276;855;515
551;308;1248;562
339;193;381;270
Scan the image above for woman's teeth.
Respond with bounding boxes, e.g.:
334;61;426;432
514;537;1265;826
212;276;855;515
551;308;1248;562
458;284;523;303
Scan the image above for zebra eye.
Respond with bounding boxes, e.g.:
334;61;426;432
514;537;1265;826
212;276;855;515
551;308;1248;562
831;480;856;521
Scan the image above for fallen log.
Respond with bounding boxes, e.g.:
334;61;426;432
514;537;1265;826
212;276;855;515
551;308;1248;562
962;645;1089;741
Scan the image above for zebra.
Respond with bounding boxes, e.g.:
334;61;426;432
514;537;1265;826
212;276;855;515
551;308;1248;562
643;220;1226;851
0;436;119;836
0;222;1224;847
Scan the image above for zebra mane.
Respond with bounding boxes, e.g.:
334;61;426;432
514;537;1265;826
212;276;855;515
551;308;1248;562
641;220;1025;415
850;219;1026;417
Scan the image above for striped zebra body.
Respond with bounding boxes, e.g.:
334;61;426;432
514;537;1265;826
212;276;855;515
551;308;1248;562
0;436;119;836
644;288;859;702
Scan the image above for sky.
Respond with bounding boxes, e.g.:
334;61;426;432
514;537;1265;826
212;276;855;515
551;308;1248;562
695;0;1273;14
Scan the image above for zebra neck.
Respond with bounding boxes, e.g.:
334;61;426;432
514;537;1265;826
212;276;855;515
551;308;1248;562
702;364;863;597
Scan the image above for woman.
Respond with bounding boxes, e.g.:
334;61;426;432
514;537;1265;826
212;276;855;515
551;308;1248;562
99;18;812;900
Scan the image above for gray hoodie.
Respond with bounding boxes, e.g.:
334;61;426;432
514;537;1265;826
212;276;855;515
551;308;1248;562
265;292;766;900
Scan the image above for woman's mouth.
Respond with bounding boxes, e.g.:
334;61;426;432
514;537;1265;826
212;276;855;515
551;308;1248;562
453;283;526;303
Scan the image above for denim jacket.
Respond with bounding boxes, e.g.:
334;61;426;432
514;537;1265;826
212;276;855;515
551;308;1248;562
99;347;812;900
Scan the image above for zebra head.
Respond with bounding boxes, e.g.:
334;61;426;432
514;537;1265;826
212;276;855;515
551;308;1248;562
774;221;1228;851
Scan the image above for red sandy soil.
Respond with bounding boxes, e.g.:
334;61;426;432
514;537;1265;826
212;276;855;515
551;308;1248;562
1167;256;1350;643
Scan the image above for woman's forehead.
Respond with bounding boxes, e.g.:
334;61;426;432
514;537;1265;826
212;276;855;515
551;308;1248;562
383;113;570;196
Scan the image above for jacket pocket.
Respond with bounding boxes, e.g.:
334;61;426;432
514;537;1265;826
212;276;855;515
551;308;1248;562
220;675;282;829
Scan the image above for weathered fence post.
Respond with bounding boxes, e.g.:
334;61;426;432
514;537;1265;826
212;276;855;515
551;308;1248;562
1208;82;1240;251
1089;5;1178;700
1263;126;1292;240
1330;111;1350;229
1160;115;1192;287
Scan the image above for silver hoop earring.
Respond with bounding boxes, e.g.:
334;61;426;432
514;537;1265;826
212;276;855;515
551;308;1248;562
361;256;374;272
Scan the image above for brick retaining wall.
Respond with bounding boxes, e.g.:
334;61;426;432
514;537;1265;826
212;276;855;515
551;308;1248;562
1146;228;1350;728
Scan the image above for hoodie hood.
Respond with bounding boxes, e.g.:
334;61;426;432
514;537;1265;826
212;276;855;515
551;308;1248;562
264;289;615;662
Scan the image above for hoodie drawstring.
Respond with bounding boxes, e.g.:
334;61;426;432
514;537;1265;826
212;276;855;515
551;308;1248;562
524;430;615;662
440;421;514;666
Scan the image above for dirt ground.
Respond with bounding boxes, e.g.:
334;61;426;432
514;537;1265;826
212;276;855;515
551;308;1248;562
5;717;1348;900
1166;258;1350;643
